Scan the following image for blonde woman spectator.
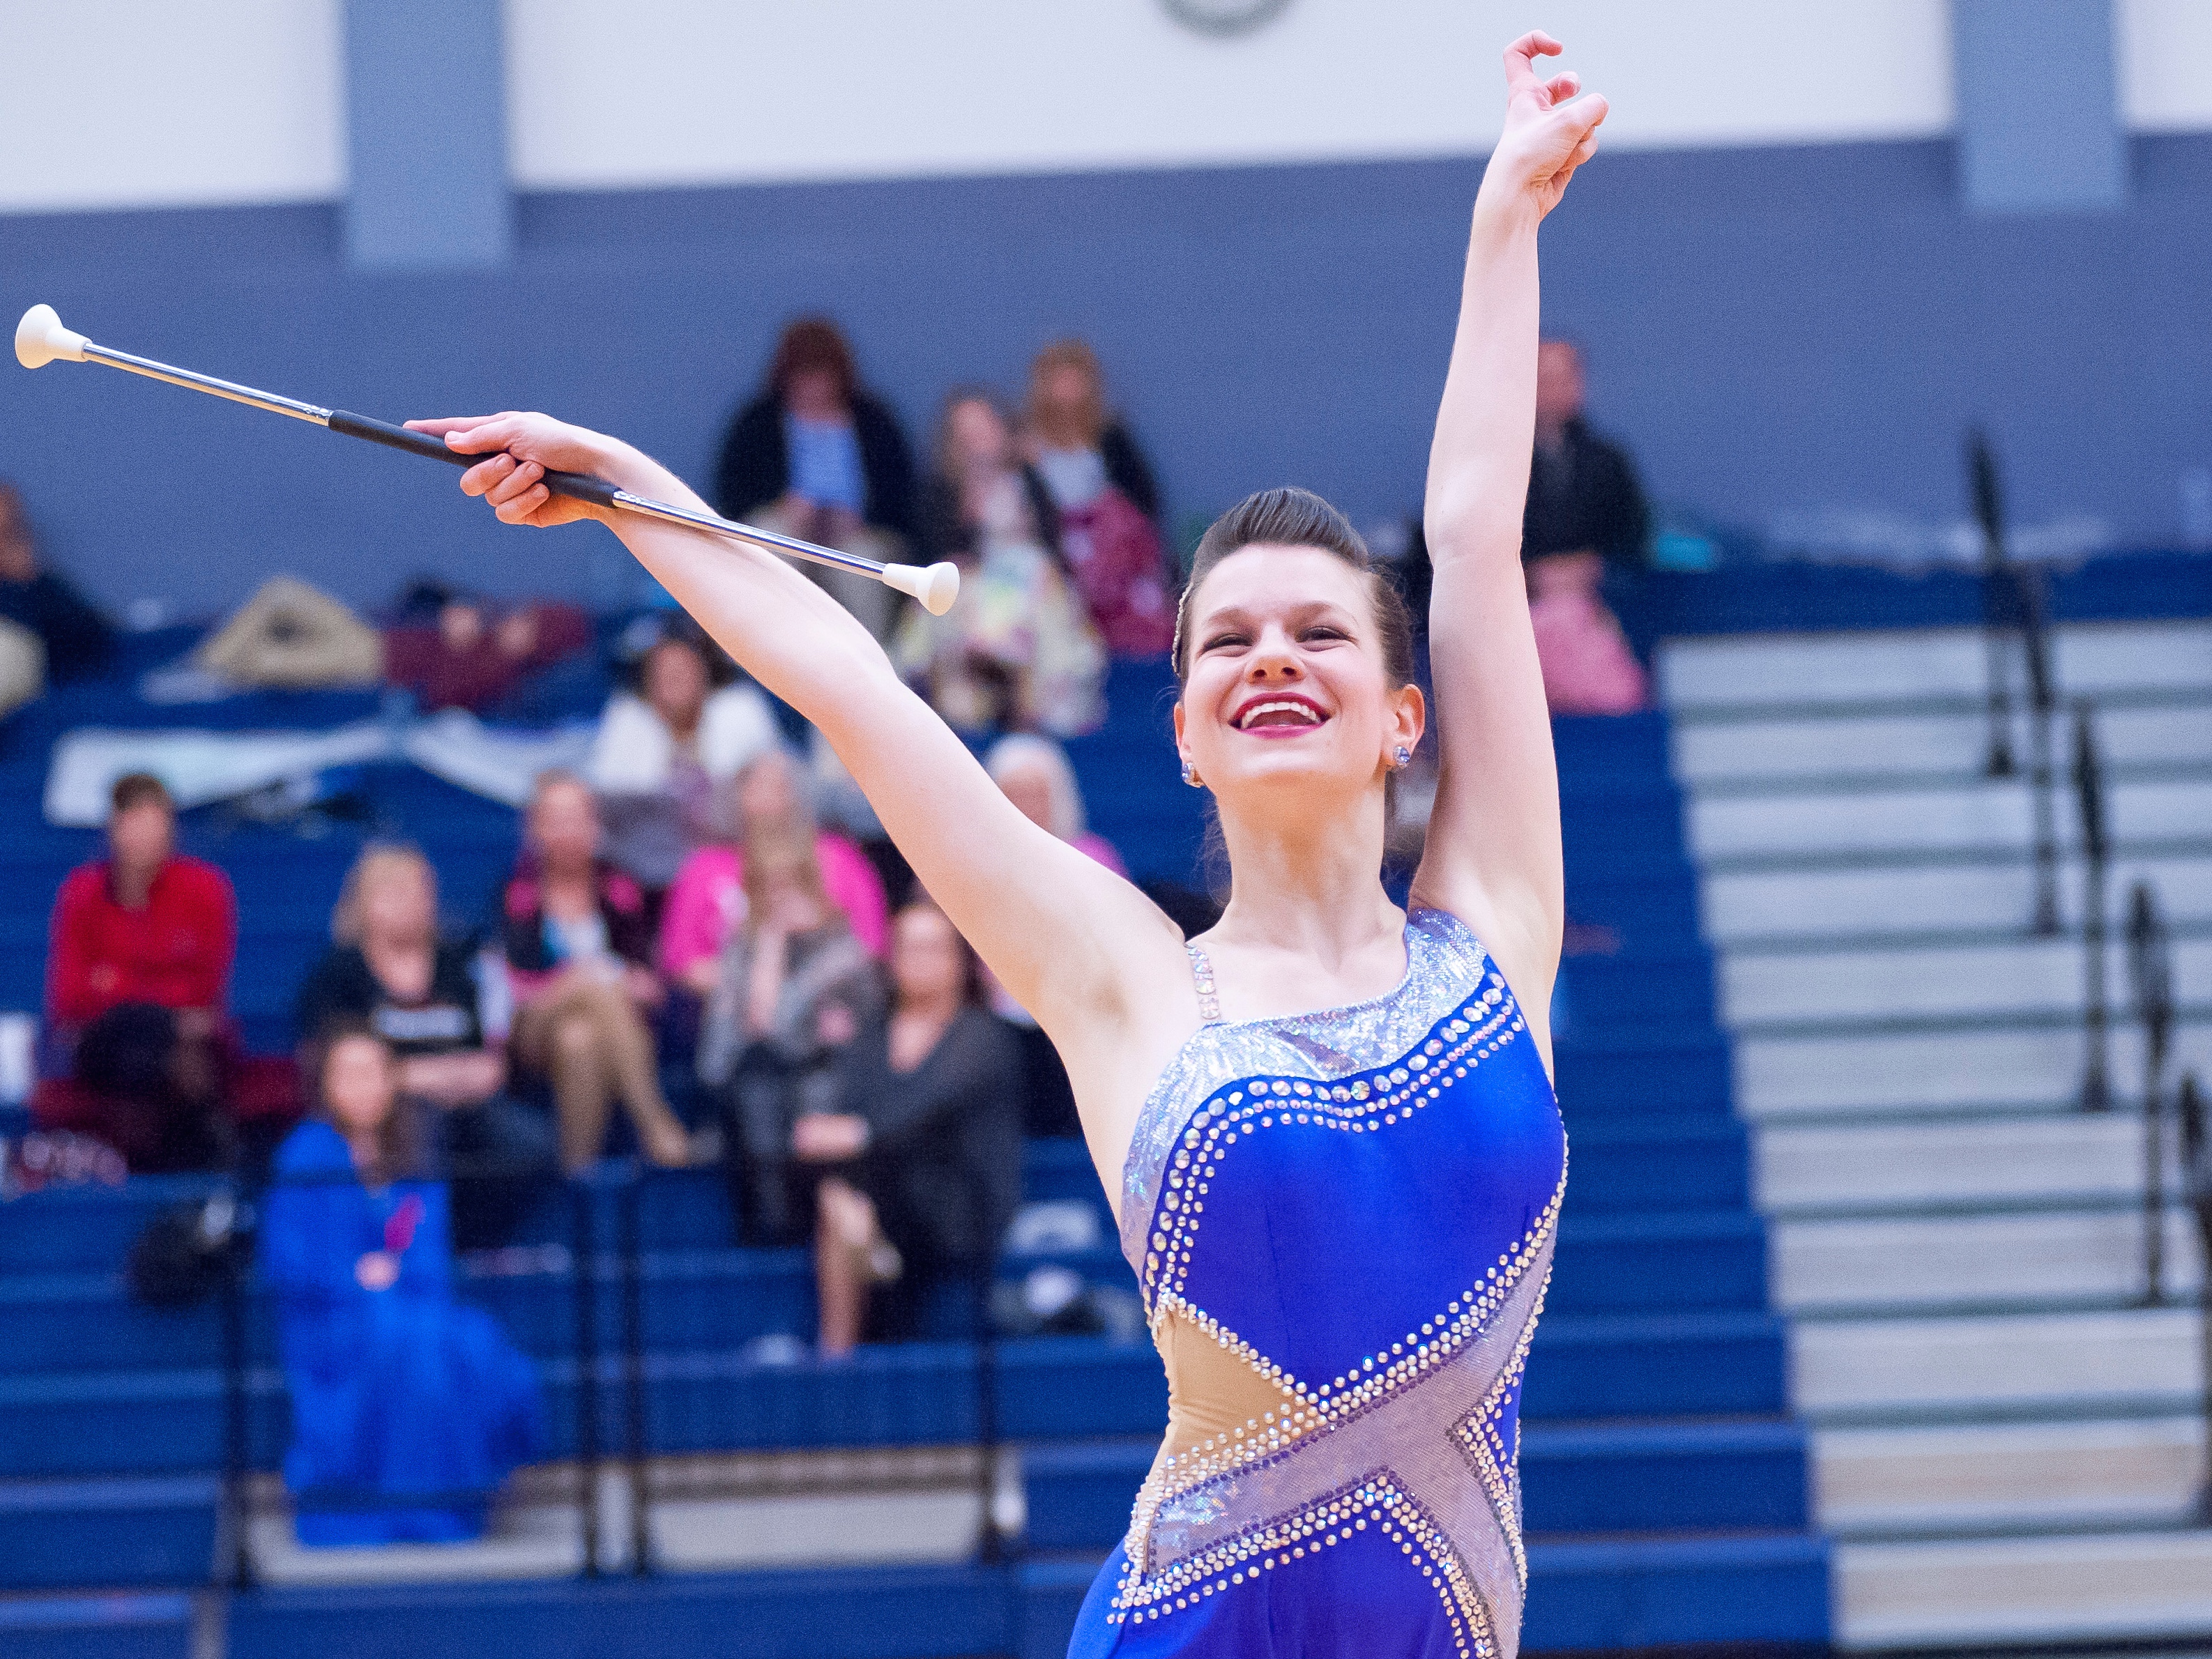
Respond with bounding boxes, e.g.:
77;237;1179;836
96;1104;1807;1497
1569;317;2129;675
497;773;690;1171
894;392;1104;737
296;844;555;1248
1021;341;1174;655
657;749;889;996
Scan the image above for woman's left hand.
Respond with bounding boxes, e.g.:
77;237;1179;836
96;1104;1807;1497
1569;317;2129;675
404;413;624;529
1483;31;1608;221
355;1250;400;1292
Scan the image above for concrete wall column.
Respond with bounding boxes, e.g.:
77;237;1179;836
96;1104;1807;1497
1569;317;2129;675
1953;0;2127;213
345;0;510;270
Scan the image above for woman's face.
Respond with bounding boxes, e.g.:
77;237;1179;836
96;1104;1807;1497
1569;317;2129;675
946;399;1011;474
892;905;965;1007
643;642;710;731
360;863;434;946
1174;544;1422;806
530;780;601;869
738;752;799;832
785;367;846;422
324;1037;396;1140
1039;362;1094;420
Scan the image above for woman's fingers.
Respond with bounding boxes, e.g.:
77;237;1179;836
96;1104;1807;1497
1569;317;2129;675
403;416;494;438
1502;30;1563;93
1542;71;1580;105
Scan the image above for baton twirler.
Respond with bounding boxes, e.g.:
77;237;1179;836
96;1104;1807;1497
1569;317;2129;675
13;303;959;616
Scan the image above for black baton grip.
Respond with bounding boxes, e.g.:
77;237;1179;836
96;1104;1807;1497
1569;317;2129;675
327;410;621;508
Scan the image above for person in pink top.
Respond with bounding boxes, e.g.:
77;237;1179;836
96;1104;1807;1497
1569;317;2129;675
659;749;890;995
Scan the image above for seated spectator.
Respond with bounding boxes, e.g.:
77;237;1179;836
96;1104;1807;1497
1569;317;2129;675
982;734;1124;1137
1522;337;1651;714
1021;341;1175;655
893;391;1104;737
499;772;690;1171
586;623;780;893
296;844;557;1249
803;901;1022;1354
192;575;383;690
261;1027;544;1545
659;749;890;997
0;480;114;685
698;829;881;1245
43;773;236;1170
713;317;919;643
381;582;593;715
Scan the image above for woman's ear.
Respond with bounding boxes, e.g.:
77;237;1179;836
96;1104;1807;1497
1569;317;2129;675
1391;682;1427;760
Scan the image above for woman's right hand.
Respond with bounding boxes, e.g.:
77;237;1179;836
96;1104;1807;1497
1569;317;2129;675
1481;32;1608;223
404;413;627;529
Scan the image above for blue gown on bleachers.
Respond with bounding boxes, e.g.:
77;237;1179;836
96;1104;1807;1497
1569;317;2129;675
1071;909;1566;1659
260;1120;546;1545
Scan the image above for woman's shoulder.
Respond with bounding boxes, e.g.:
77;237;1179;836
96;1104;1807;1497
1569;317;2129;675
672;843;741;890
274;1118;352;1176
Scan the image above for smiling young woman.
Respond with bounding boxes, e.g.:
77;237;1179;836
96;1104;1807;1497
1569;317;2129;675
411;31;1603;1657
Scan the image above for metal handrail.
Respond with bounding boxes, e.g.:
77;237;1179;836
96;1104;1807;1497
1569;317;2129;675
1969;429;2061;934
2126;882;2177;1304
2177;1072;2211;1526
2074;702;2112;1113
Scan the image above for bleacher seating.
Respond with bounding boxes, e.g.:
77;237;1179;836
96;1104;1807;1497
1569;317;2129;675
0;628;1842;1656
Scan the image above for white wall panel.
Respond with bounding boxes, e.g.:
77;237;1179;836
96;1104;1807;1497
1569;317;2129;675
2117;0;2212;131
505;0;1958;190
0;0;342;212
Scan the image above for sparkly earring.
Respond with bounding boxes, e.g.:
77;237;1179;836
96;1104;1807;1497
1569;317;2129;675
1182;758;1203;788
1392;744;1412;769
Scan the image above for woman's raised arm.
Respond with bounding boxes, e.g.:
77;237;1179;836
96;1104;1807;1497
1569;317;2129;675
408;416;1189;1106
1410;33;1606;1055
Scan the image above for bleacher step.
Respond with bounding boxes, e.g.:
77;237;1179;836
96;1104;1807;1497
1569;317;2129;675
1756;1113;2151;1214
1771;1206;2202;1313
1791;1306;2202;1423
1833;1527;2212;1649
1815;1415;2206;1536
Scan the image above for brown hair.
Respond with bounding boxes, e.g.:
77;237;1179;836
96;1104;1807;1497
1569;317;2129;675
1173;487;1416;689
897;896;989;1009
742;828;830;932
307;1022;427;1186
109;772;173;817
766;317;860;406
1025;339;1107;450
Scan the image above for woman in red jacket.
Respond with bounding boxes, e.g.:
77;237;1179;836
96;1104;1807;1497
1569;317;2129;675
43;772;237;1169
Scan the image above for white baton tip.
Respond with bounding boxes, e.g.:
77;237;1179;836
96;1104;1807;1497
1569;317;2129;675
15;304;89;370
883;560;961;616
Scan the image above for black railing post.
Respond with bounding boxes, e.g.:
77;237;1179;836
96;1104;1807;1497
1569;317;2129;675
2176;1073;2211;1526
2019;563;2061;936
973;1170;1007;1567
619;1167;652;1576
2126;882;2176;1306
2073;703;2112;1113
1969;429;2018;779
572;1177;602;1577
217;1183;256;1590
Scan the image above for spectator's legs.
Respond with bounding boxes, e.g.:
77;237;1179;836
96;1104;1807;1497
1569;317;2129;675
814;1175;877;1356
518;977;688;1170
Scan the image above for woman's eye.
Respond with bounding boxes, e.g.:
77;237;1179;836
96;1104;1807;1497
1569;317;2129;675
1203;633;1249;652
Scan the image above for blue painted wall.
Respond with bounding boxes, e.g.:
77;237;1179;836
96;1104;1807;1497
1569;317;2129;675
3;135;2207;614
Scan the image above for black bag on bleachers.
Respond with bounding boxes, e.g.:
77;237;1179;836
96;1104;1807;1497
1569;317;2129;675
125;1192;254;1308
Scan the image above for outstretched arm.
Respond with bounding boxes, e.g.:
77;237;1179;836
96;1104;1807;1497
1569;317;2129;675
1410;32;1607;1060
405;421;1189;1150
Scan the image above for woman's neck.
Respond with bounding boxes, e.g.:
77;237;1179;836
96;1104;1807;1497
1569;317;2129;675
1211;790;1398;965
111;861;159;910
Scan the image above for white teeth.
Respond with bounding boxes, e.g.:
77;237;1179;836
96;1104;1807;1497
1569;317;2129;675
1237;700;1322;730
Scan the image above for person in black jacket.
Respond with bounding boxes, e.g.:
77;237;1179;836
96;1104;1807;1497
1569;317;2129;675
1523;338;1649;574
712;319;918;642
793;900;1021;1353
0;482;114;685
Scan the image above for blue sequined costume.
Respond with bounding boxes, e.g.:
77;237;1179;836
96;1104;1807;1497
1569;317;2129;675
1069;909;1566;1659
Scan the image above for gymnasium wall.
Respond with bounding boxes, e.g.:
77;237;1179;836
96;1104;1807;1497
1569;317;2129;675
0;3;2206;612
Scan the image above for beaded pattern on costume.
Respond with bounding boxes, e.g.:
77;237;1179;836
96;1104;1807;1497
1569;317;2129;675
1138;972;1525;1312
1113;1177;1565;1659
1104;1476;1496;1657
1118;908;1495;1276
